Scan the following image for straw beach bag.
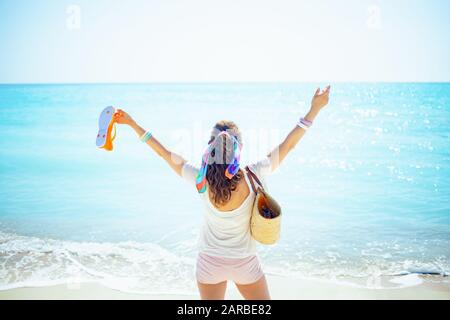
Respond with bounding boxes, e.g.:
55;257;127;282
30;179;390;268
245;166;282;245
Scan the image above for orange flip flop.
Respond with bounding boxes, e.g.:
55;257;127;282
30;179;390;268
96;106;117;151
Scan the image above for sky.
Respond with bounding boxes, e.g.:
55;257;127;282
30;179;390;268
0;0;449;83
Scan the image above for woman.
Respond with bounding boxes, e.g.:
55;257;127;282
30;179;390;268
114;86;331;299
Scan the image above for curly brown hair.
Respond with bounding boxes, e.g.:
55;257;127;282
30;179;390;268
206;120;244;206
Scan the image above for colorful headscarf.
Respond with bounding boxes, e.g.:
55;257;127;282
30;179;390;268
195;131;242;193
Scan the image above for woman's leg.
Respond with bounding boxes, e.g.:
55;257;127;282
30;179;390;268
235;275;271;300
197;281;227;300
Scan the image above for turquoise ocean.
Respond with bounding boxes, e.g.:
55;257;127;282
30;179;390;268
0;83;449;294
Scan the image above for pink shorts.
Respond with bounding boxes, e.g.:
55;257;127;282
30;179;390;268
196;252;264;285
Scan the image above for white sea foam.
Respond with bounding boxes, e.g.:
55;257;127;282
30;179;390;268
1;231;448;294
0;231;198;295
389;274;423;287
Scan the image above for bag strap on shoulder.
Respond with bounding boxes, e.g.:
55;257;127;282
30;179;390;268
245;166;263;193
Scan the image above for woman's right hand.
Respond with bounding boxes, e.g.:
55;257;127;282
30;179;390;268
311;85;331;111
114;109;135;126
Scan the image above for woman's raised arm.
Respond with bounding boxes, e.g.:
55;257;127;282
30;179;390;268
268;86;331;172
114;109;187;176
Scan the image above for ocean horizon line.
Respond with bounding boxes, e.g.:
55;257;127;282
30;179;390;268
0;81;449;86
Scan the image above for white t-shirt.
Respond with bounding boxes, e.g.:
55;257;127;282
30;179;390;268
181;157;273;258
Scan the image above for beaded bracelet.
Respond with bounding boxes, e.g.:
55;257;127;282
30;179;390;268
140;131;153;143
297;121;309;130
297;117;313;130
300;117;313;127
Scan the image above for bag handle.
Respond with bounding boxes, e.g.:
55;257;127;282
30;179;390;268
245;166;264;193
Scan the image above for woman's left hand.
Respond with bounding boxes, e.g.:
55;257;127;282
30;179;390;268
114;109;135;126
